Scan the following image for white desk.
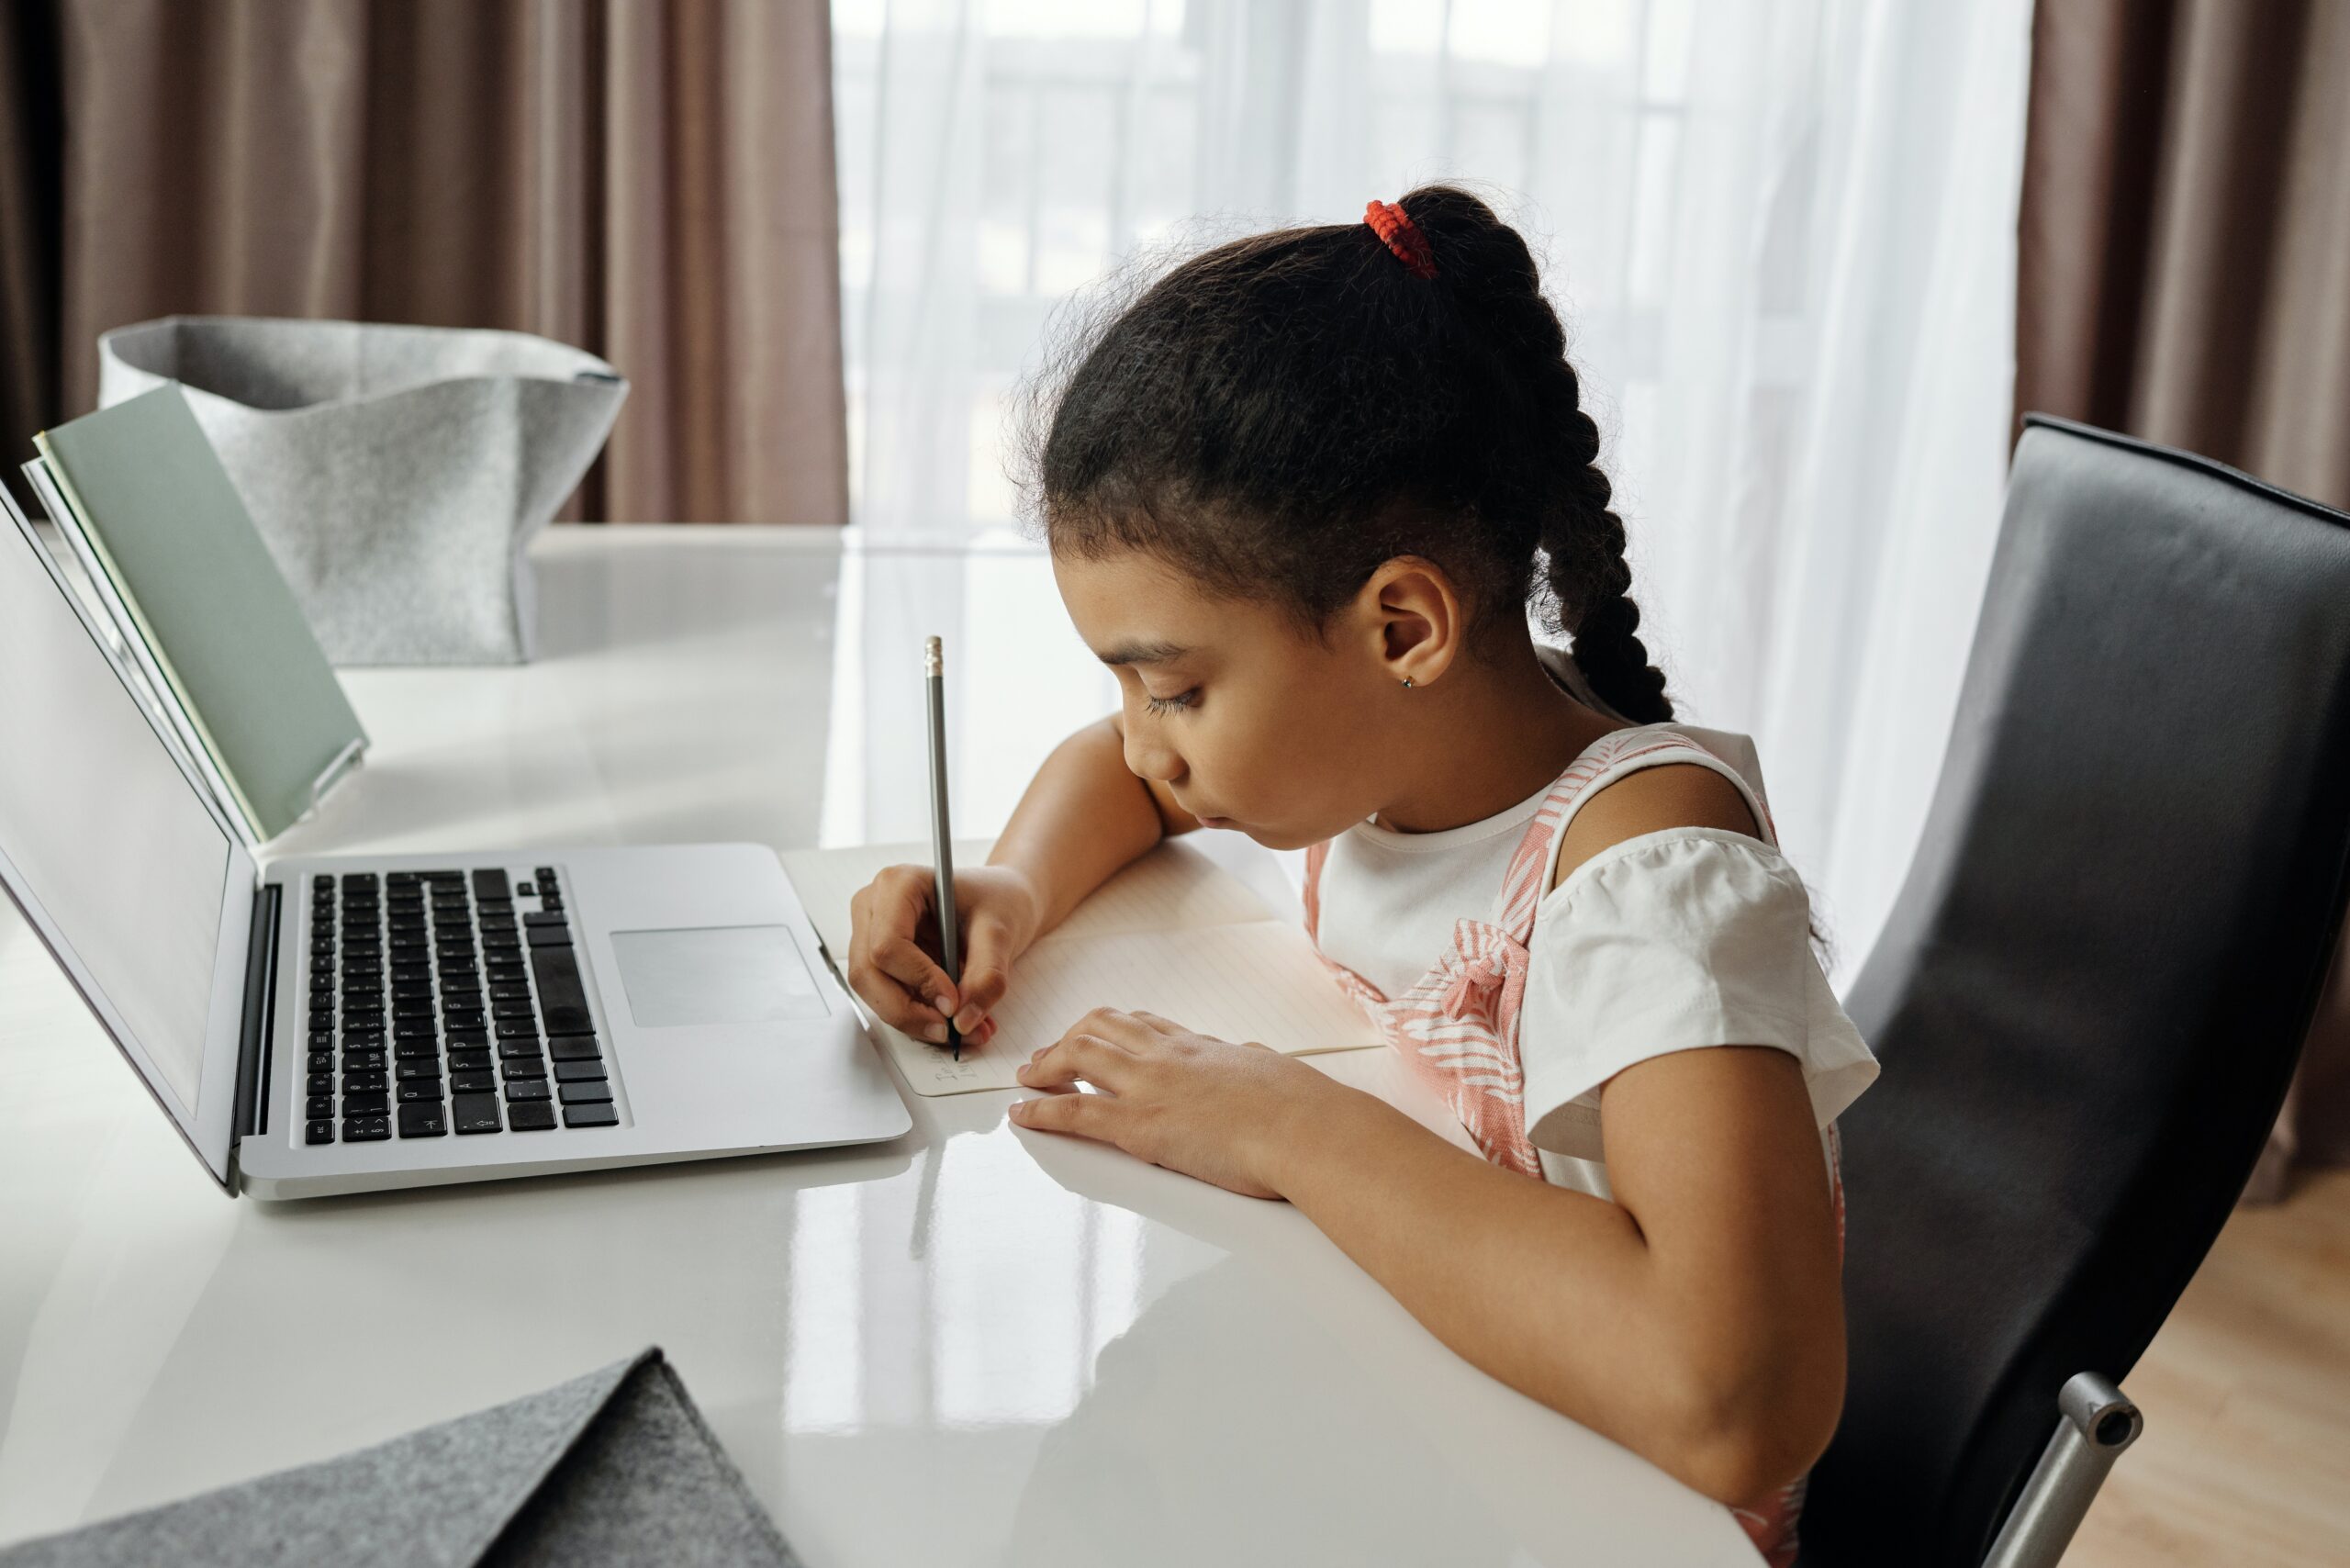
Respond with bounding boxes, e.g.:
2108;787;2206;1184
0;528;1756;1565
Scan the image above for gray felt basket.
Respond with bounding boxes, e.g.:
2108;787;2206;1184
98;316;628;665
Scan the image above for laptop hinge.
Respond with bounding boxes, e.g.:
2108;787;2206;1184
232;881;281;1140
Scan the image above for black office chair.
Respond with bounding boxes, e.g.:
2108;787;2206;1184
1797;416;2350;1567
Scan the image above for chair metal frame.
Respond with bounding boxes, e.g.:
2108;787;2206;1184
1979;1373;2143;1567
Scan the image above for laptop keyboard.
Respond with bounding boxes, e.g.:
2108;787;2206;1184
299;866;619;1146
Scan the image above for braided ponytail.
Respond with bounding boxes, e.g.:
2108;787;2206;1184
1543;413;1673;722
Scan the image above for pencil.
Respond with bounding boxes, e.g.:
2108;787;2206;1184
924;636;962;1059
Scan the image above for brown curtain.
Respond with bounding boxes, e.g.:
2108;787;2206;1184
2018;0;2350;1198
0;4;62;499
16;0;845;524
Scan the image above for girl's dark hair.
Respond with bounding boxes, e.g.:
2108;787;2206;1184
1023;185;1673;723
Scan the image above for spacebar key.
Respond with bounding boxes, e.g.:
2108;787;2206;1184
529;944;594;1036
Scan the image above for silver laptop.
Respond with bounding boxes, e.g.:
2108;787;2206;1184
0;498;909;1199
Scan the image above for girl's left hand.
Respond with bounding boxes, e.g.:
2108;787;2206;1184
1009;1008;1337;1200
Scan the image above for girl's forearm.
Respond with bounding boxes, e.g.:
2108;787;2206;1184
987;717;1176;934
1265;1084;1774;1503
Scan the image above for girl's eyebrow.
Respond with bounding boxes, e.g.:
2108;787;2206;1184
1096;639;1192;666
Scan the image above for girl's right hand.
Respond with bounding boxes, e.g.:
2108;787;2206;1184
845;863;1042;1049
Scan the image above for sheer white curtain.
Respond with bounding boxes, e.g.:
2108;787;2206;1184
829;0;2031;982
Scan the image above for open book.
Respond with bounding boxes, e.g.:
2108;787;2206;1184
782;839;1385;1096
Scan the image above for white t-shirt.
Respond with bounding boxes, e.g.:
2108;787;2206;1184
1314;649;1879;1199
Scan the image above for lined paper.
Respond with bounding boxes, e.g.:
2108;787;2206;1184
782;840;1383;1096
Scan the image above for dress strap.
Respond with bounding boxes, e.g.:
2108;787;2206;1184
1483;727;1775;937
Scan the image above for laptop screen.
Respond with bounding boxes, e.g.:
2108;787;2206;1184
0;512;238;1136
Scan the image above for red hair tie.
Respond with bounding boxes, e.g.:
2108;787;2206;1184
1365;199;1437;280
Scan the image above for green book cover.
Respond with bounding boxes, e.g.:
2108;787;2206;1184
36;385;365;841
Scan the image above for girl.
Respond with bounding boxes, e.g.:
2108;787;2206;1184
844;186;1878;1563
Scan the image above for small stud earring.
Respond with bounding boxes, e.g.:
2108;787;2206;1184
1400;676;1415;689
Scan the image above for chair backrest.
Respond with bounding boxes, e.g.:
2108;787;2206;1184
1800;417;2350;1566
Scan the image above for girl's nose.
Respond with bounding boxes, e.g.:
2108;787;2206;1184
1123;723;1184;787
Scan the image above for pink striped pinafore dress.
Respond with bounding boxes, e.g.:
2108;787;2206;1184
1301;727;1845;1566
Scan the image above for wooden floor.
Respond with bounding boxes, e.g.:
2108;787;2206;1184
2067;1167;2350;1567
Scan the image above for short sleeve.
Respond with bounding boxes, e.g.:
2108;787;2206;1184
1517;827;1880;1161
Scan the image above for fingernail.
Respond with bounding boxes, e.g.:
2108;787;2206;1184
923;1023;947;1044
1007;1100;1029;1121
954;1007;982;1033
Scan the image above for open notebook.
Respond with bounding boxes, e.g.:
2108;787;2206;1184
782;839;1384;1096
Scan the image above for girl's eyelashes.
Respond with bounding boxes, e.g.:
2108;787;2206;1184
1143;688;1200;716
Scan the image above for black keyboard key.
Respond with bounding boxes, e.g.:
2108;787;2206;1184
393;980;434;1001
342;1070;387;1093
541;895;563;913
397;1080;443;1103
478;909;516;929
438;957;480;976
501;1058;547;1081
394;997;433;1018
555;1059;607;1082
310;938;336;958
563;1103;617;1128
343;1025;386;1047
452;1094;502;1134
393;1022;439;1045
451;1071;497;1094
550;1036;602;1062
558;1080;613;1104
307;1072;332;1096
306;1094;333;1119
308;1050;332;1073
471;868;511;902
395;1058;443;1080
492;1000;536;1021
343;1089;389;1115
446;1028;489;1048
306;1119;334;1144
482;933;520;952
523;910;571;928
343;1114;391;1141
489;982;532;1002
529;946;593;1035
527;924;573;948
495;1018;541;1040
342;1047;386;1071
397;1102;448;1137
395;1036;441;1059
504;1078;553;1101
448;1047;493;1073
508;1101;557;1131
534;866;557;884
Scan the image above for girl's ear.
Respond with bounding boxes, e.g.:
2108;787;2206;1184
1355;556;1464;689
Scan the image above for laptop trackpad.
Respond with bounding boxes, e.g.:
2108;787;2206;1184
610;925;828;1027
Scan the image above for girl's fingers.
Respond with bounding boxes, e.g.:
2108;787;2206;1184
1008;1089;1122;1141
864;936;957;1043
872;934;957;1010
954;915;1019;1033
1019;1030;1133;1092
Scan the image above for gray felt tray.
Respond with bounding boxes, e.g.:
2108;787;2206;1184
99;316;627;666
0;1350;800;1567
